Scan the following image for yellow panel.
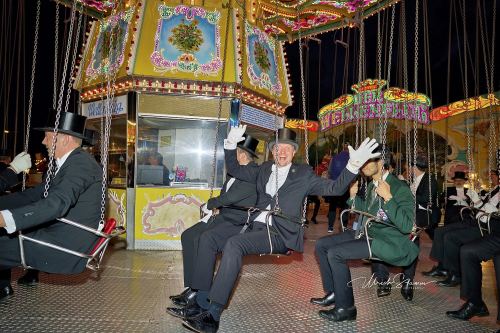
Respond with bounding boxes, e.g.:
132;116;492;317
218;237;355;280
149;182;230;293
138;93;230;118
134;187;220;241
237;19;292;106
133;1;236;83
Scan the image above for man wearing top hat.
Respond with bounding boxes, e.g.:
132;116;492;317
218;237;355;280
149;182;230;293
166;135;260;313
180;125;379;333
0;110;103;300
442;171;470;225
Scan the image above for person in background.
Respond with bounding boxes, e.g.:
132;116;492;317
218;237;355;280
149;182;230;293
325;148;350;233
0;152;32;192
149;152;170;186
441;171;470;225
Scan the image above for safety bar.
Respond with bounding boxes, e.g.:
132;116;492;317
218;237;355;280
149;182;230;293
18;218;125;272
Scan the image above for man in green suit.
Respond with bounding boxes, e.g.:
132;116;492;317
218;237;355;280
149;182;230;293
313;146;419;322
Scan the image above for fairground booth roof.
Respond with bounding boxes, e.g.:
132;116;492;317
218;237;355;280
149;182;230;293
64;0;398;115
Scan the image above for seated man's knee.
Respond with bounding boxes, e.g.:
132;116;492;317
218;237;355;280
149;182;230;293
222;236;244;257
460;243;478;261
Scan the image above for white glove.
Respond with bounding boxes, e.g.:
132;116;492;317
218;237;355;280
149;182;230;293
397;174;406;181
201;203;211;215
346;138;380;173
453;199;468;207
448;195;460;201
225;125;247;146
467;190;481;206
9;152;31;174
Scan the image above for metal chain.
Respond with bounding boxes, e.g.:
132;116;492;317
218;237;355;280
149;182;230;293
63;12;83;120
297;11;309;221
410;0;419;198
53;3;59;109
209;4;231;199
100;4;121;227
460;0;474;190
22;0;41;191
43;0;78;198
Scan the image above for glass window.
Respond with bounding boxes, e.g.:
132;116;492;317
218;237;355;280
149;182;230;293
85;116;128;188
137;116;227;188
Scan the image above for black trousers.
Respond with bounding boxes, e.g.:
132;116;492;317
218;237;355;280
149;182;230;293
429;222;475;265
372;237;419;282
442;226;483;276
315;230;370;308
0;233;24;288
308;195;320;221
180;220;239;287
192;223;287;306
443;206;466;225
460;233;500;306
494;254;500;321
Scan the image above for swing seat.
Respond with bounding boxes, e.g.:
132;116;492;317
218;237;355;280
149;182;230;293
18;217;126;272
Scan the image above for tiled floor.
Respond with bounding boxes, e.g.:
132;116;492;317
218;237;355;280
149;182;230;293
0;213;498;332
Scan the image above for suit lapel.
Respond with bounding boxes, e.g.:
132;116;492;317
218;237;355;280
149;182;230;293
277;163;299;195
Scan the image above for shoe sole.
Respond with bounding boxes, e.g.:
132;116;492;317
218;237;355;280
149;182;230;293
310;301;335;307
182;321;216;333
447;311;489;320
318;311;356;322
17;281;38;287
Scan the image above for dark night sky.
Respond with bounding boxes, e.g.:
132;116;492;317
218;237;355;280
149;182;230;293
0;0;499;156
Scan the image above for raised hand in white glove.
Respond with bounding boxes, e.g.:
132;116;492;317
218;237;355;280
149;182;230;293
9;152;31;174
226;125;247;145
467;190;481;206
201;203;211;215
346;138;380;173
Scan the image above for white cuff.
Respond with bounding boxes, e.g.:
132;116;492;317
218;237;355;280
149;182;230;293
1;210;16;234
345;161;359;174
223;139;237;150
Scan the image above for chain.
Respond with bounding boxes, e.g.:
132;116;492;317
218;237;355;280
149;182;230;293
63;12;83;120
100;4;121;227
479;0;496;194
22;0;41;191
43;0;78;198
53;3;59;109
297;14;309;220
410;0;419;200
209;4;231;199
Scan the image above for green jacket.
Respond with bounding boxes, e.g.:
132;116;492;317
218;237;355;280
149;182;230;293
348;173;419;267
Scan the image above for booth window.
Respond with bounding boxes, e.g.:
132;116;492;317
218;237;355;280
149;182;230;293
137;116;227;188
85;116;128;188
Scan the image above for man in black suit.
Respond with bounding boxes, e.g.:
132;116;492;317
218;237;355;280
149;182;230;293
442;171;470;225
424;170;500;286
0;152;32;192
0;111;103;300
167;135;260;310
180;126;378;333
446;224;500;320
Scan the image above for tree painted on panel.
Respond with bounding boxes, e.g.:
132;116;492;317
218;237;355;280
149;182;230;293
253;41;271;73
169;19;204;61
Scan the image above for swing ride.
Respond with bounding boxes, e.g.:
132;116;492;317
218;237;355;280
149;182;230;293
1;0;499;331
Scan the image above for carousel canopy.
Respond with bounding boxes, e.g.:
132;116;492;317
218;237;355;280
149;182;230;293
74;0;292;114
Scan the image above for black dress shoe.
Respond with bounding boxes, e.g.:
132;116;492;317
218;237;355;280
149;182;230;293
17;269;39;286
310;291;335;306
0;285;13;301
400;280;413;301
422;266;448;277
376;283;392;297
436;274;461;287
166;303;204;319
446;301;489;320
319;306;357;322
170;288;197;307
182;311;219;333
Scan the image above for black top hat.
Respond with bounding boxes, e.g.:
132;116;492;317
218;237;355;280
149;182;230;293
82;129;98;147
268;128;299;151
34;109;87;140
451;171;468;180
237;134;259;158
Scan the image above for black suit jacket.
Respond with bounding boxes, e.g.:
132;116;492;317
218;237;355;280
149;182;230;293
0;167;18;192
415;172;440;227
206;168;258;225
224;149;356;252
0;148;103;274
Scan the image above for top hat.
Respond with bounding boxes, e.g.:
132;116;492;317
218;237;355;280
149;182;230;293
34;110;87;140
268;128;299;151
82;129;97;147
237;134;259;158
451;171;468;180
